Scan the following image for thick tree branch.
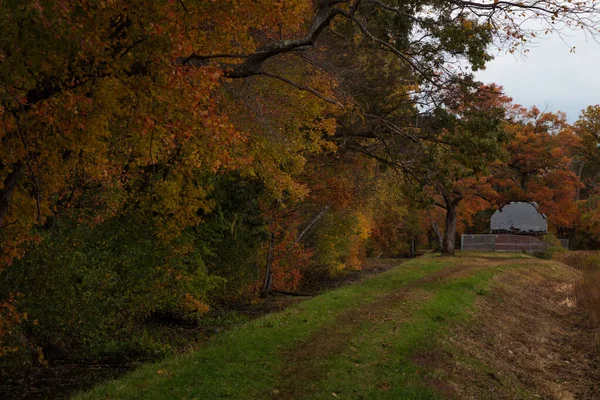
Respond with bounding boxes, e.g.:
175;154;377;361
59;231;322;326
178;0;348;77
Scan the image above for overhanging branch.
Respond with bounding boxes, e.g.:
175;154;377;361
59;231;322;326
259;72;343;106
177;0;347;78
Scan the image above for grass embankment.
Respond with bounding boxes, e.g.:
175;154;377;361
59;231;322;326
76;253;586;400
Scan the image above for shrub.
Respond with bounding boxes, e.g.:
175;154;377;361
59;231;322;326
542;233;562;247
0;174;275;370
552;251;600;270
533;246;566;260
0;215;222;367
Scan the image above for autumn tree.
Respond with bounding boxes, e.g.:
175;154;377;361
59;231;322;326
388;83;507;255
573;105;600;244
575;105;600;190
493;107;581;237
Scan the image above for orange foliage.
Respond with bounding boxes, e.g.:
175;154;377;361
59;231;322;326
494;107;581;230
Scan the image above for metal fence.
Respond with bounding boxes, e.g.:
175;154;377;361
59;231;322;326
461;234;495;252
461;234;568;252
494;234;549;252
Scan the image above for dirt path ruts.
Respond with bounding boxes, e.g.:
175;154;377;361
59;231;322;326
272;257;521;399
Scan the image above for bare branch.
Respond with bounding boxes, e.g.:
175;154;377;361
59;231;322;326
295;205;330;244
364;113;419;142
178;0;190;13
259;72;343;106
338;9;439;86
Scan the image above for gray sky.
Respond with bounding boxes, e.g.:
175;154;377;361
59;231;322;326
474;28;600;123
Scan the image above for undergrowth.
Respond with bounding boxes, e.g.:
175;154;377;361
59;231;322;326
553;251;600;339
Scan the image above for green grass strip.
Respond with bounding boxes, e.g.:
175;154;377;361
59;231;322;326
77;255;543;400
307;267;502;400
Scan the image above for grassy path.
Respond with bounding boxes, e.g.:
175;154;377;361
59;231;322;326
75;253;598;399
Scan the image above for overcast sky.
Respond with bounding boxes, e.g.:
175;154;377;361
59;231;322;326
474;28;600;123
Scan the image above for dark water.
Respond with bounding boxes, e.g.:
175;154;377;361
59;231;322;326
1;362;133;399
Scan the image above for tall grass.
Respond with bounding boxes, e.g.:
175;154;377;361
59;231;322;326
553;251;600;337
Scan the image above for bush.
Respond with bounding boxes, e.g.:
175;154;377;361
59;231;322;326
533;246;566;260
542;233;563;247
0;215;222;367
0;175;274;371
576;266;600;328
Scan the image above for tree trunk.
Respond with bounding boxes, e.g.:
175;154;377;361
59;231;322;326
441;199;459;256
261;233;275;297
431;221;443;251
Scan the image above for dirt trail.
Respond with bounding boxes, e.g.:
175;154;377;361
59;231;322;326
421;261;600;399
273;256;527;399
271;257;600;400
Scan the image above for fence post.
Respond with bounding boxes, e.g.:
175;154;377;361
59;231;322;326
461;235;464;251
